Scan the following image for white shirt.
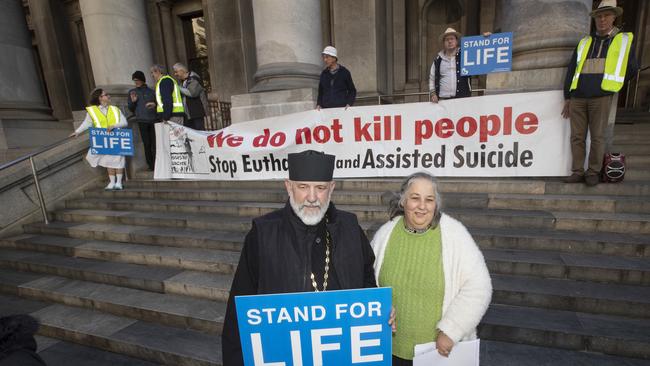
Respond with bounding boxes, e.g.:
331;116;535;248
429;50;458;98
75;105;128;134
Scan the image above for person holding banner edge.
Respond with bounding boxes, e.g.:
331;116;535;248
429;28;472;103
69;88;128;190
371;172;492;365
222;150;393;366
561;0;637;186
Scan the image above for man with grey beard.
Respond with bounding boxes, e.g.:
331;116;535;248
221;150;377;366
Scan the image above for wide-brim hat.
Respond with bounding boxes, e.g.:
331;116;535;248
590;0;623;17
439;27;462;42
288;150;335;182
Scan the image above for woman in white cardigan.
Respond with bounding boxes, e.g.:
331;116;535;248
371;172;492;365
70;88;128;190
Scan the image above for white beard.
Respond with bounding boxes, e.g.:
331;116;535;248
289;190;332;226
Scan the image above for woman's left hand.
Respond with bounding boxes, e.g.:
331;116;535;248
388;306;397;333
436;330;454;357
106;126;113;133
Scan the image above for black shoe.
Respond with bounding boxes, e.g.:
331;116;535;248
564;174;584;183
585;175;599;186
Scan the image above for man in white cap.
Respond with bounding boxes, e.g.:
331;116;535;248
316;46;357;110
562;0;637;186
429;28;472;103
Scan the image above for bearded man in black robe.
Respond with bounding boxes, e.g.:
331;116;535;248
221;150;377;366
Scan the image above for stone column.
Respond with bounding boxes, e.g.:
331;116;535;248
28;0;73;121
230;0;322;123
250;0;322;92
0;0;70;150
79;0;155;97
487;0;592;92
157;0;179;68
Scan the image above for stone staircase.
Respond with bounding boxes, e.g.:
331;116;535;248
0;124;649;365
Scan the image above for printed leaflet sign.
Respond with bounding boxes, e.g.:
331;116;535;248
235;288;392;366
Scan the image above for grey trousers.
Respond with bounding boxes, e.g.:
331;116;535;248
569;95;613;176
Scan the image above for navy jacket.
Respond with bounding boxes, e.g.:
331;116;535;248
127;85;157;123
564;29;638;100
317;65;356;108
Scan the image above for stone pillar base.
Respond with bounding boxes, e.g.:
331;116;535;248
486;68;568;94
230;88;317;123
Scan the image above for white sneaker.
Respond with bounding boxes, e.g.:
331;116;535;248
104;182;115;190
114;183;123;190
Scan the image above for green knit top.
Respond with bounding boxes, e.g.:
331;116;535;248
378;217;444;360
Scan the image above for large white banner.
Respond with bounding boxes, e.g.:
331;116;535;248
154;90;571;180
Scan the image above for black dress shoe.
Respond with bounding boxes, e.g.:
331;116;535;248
564;173;584;183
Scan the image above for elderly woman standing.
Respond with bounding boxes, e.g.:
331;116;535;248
70;88;128;190
371;172;492;365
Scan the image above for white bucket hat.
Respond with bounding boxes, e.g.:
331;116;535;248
439;27;462;42
322;46;338;58
590;0;623;17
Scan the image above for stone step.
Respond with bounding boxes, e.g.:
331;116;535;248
128;178;403;192
491;274;650;318
125;177;650;196
23;221;245;252
626;169;650;181
0;247;231;301
626;155;650;169
67;190;650;216
0;269;225;334
480;304;650;359
613;143;650;155
480;339;650;366
542;180;650;196
473;227;650;257
21;215;650;261
49;205;650;235
449;209;650;234
484;248;650;285
37;337;160;366
30;300;222;365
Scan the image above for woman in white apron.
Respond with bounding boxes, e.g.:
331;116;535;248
70;88;128;190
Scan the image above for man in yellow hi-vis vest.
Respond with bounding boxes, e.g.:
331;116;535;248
561;0;637;186
150;64;185;123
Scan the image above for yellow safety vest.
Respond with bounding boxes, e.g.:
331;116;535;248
570;32;634;92
85;105;121;128
155;75;185;114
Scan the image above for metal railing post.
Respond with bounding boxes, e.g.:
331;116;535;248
29;156;49;225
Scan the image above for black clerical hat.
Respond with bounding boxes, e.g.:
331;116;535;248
288;150;335;181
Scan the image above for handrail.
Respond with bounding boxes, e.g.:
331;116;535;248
0;136;75;171
631;65;649;109
356;89;487;104
0;135;77;225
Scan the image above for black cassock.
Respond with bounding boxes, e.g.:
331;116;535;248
221;202;376;366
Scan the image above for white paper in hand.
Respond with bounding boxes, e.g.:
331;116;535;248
413;339;480;366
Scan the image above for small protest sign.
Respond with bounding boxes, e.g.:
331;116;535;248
89;128;134;156
235;288;392;366
461;32;513;76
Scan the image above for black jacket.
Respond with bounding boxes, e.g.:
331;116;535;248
433;50;471;98
127;85;157;123
0;315;46;366
317;65;357;108
221;202;376;366
563;29;638;100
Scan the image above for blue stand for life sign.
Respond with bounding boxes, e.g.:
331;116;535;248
460;32;513;76
89;128;134;156
235;287;392;366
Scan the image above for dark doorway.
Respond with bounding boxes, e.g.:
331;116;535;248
182;13;211;92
